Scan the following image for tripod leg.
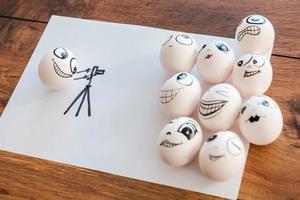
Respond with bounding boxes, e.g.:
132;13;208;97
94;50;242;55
75;87;88;117
64;87;86;115
87;87;91;117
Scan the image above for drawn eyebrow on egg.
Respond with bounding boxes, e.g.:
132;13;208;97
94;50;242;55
162;35;173;46
243;55;254;66
216;90;229;98
231;140;241;150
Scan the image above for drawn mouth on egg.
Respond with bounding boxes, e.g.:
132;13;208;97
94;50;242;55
160;87;183;104
237;25;261;41
52;58;73;78
205;54;212;59
246;115;265;123
160;139;183;148
209;154;225;161
244;70;261;77
199;99;228;119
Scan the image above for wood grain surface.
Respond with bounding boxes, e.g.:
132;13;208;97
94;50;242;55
0;1;299;199
1;0;300;58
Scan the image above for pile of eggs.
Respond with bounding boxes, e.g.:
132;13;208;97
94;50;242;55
158;15;283;181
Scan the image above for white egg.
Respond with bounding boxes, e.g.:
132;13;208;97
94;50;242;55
232;53;272;97
160;33;198;73
196;40;235;83
198;83;241;131
159;117;203;167
199;131;245;181
235;15;275;54
160;72;201;118
239;95;283;145
39;47;78;90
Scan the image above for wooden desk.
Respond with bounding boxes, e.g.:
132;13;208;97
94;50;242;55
0;1;299;199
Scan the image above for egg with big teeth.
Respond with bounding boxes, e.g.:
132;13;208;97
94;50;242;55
160;33;198;73
39;47;78;90
239;95;283;145
199;131;245;181
160;72;201;118
235;15;275;54
198;83;242;131
232;53;272;97
159;117;203;167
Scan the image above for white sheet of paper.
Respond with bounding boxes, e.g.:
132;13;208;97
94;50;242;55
0;15;271;199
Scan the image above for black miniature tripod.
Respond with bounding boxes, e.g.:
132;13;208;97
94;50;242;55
64;66;105;117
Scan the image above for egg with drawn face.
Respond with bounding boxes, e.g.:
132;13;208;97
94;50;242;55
39;47;78;90
232;53;272;97
198;83;242;131
239;95;283;145
160;33;198;73
196;40;235;83
159;117;203;167
235;15;275;54
199;131;245;181
160;72;201;118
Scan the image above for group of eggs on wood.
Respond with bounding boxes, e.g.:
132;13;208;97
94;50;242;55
158;15;283;181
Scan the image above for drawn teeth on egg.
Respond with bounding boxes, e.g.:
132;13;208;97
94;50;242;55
209;154;225;161
244;70;261;77
160;87;183;104
52;58;73;78
199;100;228;119
237;25;261;41
160;139;183;148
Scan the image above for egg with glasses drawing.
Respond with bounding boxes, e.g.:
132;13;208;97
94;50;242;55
198;83;242;131
159;117;203;167
232;53;272;97
235;15;275;54
39;47;78;90
160;72;201;118
199;131;245;181
160;33;198;73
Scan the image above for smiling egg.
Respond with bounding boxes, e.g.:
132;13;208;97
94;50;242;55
196;40;235;83
239;95;283;145
232;53;272;97
39;47;78;90
160;33;198;73
198;83;242;131
159;117;203;167
199;131;245;181
235;15;275;54
160;72;201;118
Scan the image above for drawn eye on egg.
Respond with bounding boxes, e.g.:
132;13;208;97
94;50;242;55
176;73;193;86
226;137;243;156
207;134;218;142
215;41;230;53
175;34;193;45
259;99;276;109
53;47;69;59
177;121;198;140
241;105;247;114
252;55;265;68
70;57;78;74
246;16;266;25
